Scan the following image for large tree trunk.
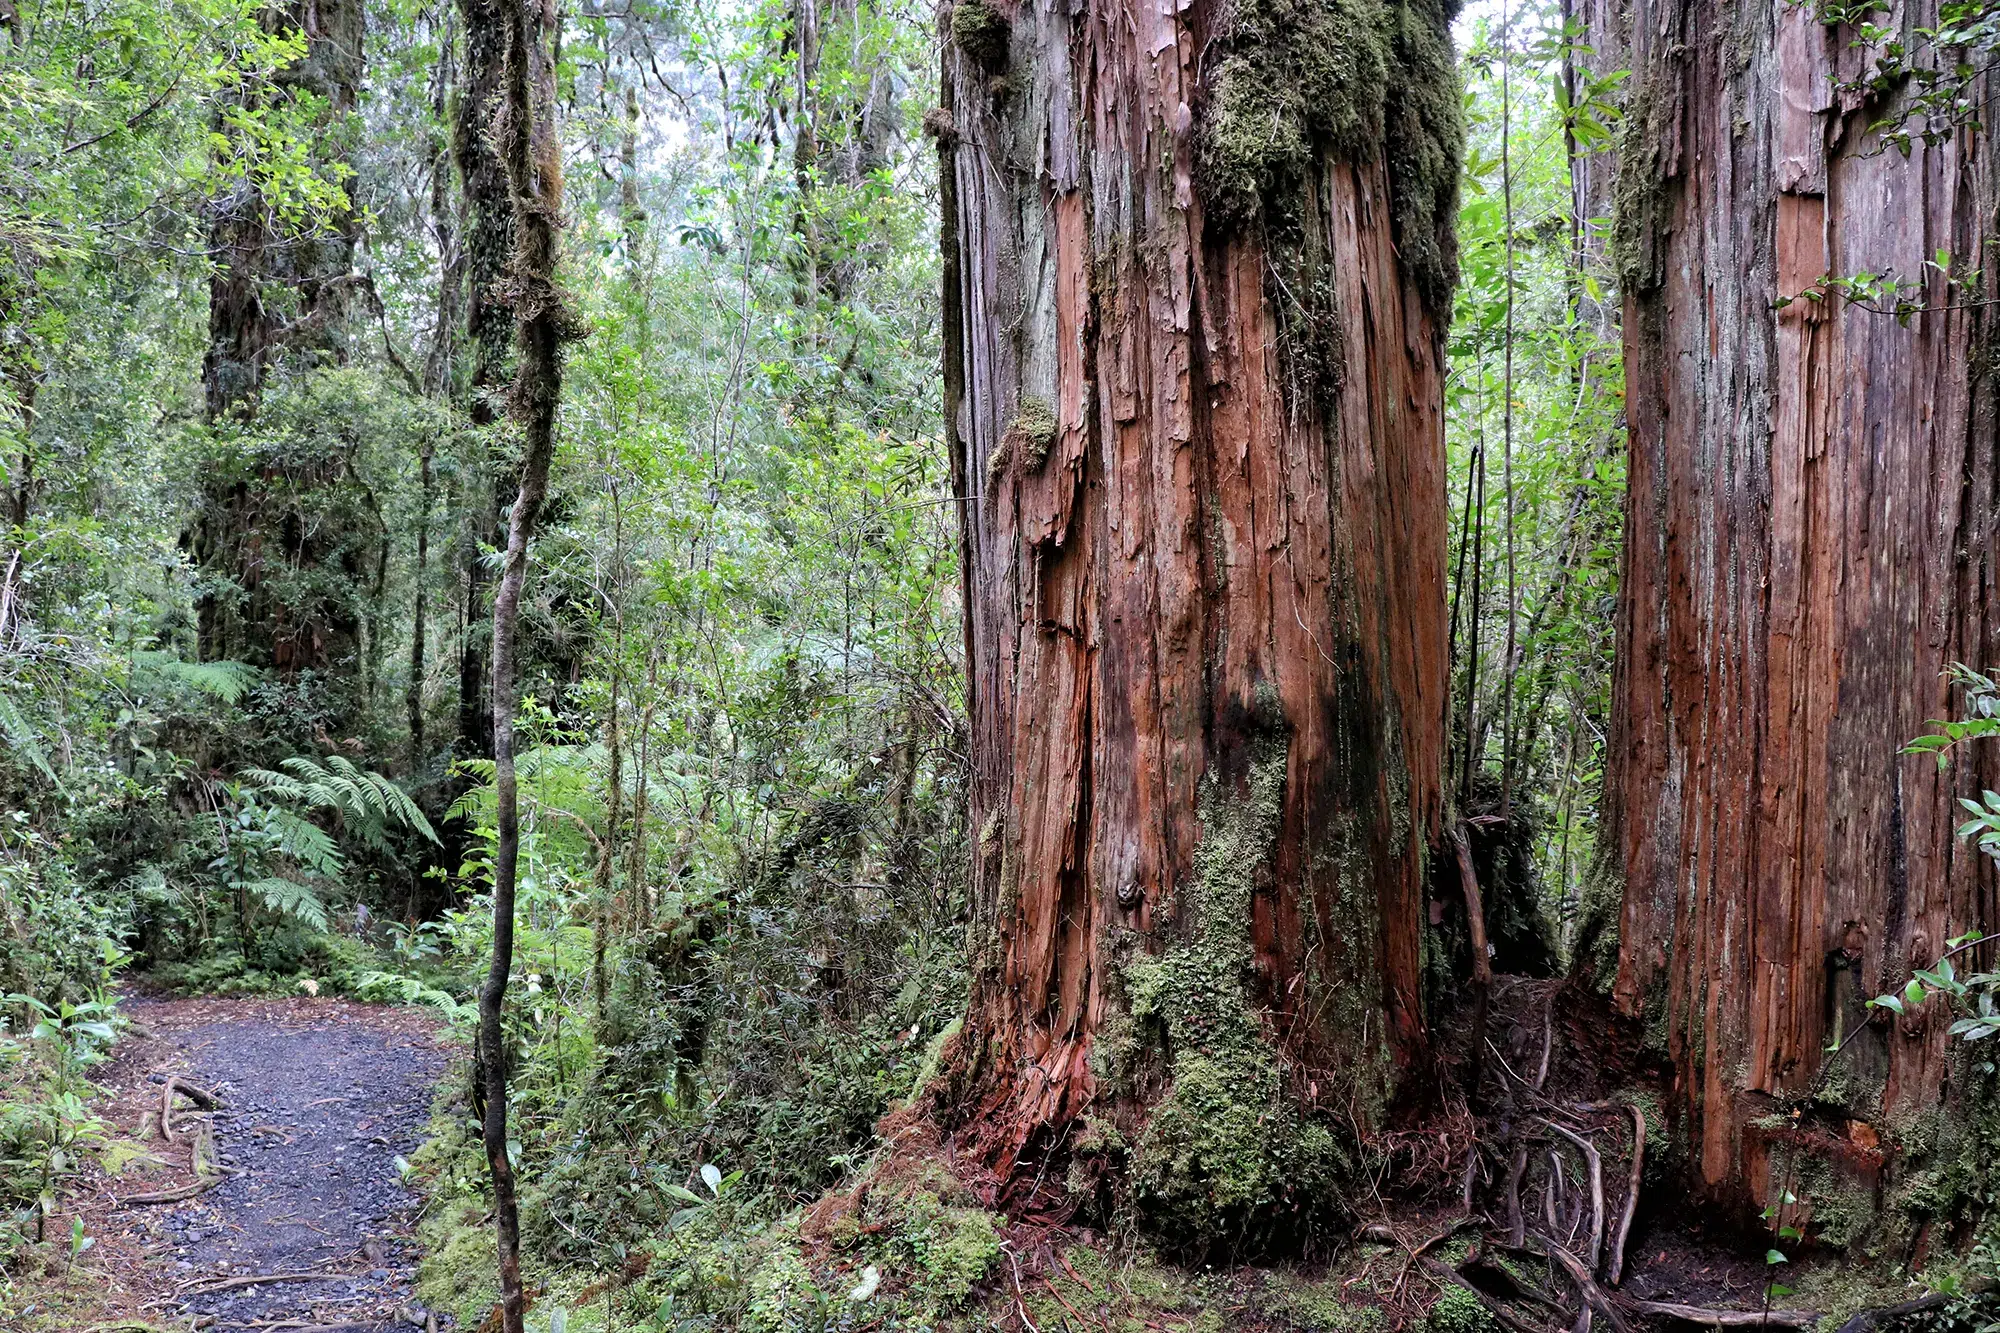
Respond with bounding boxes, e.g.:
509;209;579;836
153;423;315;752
936;0;1459;1245
1591;0;2000;1245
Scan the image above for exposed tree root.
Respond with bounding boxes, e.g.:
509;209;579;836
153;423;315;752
1364;977;1823;1333
158;1075;220;1144
1626;1301;1816;1327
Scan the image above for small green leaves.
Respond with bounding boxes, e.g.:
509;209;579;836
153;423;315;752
1766;1250;1789;1266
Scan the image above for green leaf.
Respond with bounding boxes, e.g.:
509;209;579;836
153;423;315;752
1767;1250;1789;1265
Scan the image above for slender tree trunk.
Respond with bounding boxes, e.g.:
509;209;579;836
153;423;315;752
1588;0;2000;1242
410;436;436;767
478;0;573;1321
936;0;1459;1245
455;0;519;762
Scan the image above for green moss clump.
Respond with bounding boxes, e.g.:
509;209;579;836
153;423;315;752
1125;700;1352;1246
415;1197;501;1329
1008;397;1058;470
949;0;1009;68
1198;0;1464;314
1258;1267;1389;1330
898;1192;1003;1310
1428;1285;1498;1333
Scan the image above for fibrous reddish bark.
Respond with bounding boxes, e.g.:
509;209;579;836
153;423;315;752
1591;0;2000;1236
937;0;1458;1241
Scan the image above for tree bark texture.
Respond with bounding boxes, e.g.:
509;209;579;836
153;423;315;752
937;0;1459;1243
1593;0;2000;1238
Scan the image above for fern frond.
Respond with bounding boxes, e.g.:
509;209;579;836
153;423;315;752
265;807;345;878
364;769;437;844
134;652;259;704
0;689;56;784
242;876;331;932
240;767;311;804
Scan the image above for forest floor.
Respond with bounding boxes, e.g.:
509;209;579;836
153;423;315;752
12;991;452;1332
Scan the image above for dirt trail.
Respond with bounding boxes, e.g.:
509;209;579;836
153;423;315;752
57;994;453;1333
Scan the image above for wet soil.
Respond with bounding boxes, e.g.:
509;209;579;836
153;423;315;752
33;992;454;1332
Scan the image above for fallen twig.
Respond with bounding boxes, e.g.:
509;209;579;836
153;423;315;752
117;1176;224;1206
178;1270;335;1296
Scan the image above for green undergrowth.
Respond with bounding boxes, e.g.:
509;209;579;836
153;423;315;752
145;930;473;1017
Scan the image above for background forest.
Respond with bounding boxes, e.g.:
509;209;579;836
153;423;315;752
3;0;1997;1329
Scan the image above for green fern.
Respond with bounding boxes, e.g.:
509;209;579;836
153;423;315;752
264;807;345;877
240;754;438;848
241;876;331;932
0;688;57;785
132;652;259;704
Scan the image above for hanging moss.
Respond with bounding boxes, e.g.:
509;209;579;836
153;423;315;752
1197;0;1464;315
1124;694;1353;1247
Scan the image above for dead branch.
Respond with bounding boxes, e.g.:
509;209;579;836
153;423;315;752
1623;1301;1816;1328
1535;1006;1554;1090
1607;1102;1645;1285
1455;822;1495;1099
1543;1119;1605;1274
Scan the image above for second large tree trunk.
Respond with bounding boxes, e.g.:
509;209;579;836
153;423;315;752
936;0;1459;1246
1591;0;2000;1245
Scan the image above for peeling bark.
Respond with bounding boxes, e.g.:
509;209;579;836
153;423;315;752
1593;0;2000;1232
938;0;1457;1240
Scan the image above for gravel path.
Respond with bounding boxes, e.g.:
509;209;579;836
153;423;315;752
103;995;453;1332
